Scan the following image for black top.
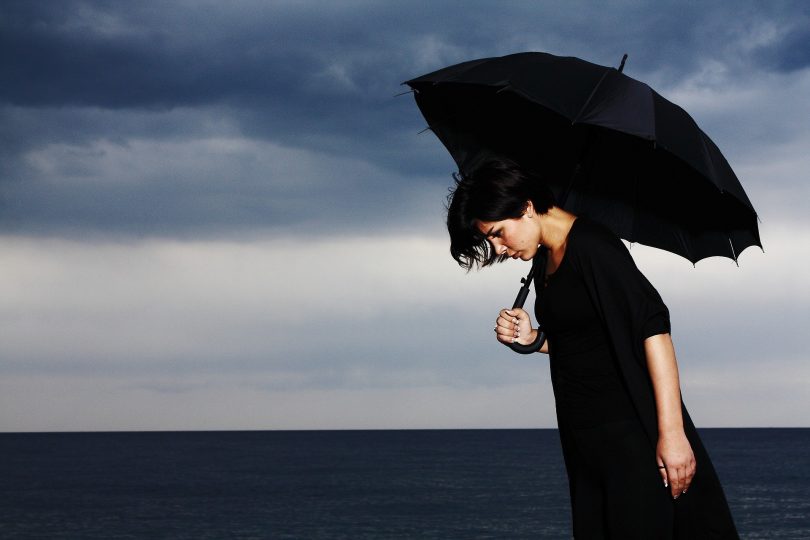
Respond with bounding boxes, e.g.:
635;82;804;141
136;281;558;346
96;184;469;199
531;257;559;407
536;218;638;428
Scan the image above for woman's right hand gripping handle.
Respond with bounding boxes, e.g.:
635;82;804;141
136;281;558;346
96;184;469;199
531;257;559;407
495;308;547;353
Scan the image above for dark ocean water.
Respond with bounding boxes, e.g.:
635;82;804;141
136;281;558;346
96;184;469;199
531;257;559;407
1;429;808;539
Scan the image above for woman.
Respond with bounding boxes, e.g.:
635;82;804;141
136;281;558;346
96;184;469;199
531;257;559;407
446;159;738;539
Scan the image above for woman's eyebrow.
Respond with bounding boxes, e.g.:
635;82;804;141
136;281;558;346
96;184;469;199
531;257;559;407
484;226;495;237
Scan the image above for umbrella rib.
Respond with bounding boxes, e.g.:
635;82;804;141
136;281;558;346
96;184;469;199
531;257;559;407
572;69;612;124
696;127;722;192
729;236;739;267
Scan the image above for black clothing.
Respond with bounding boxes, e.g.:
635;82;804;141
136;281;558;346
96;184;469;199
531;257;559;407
538;241;637;429
564;418;674;538
535;218;738;539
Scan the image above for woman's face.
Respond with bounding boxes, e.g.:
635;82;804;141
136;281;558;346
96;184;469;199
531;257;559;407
475;205;541;261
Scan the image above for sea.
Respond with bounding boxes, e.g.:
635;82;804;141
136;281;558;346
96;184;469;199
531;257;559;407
1;429;808;539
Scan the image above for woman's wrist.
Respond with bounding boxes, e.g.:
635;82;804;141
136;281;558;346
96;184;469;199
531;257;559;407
658;423;685;438
658;406;685;436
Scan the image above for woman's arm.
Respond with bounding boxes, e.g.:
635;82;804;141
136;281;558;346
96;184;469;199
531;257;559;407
644;333;696;499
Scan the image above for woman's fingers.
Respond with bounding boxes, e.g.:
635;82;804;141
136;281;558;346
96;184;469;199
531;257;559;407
496;316;518;331
497;310;522;331
668;460;697;499
496;331;517;344
495;308;531;343
668;459;697;499
683;459;697;493
657;460;668;488
494;323;512;342
670;466;683;498
494;324;520;343
682;458;696;495
499;309;520;324
657;460;689;498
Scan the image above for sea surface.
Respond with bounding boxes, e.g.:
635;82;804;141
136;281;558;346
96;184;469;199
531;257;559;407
1;429;808;539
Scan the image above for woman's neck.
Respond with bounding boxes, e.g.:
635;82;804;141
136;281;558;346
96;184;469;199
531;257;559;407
538;207;577;252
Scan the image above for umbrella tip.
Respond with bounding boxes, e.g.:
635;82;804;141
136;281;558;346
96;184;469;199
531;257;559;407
618;53;628;73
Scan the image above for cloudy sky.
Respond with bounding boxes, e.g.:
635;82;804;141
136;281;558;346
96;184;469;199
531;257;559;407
1;0;808;431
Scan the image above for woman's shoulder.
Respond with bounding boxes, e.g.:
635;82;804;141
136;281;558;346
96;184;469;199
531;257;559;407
567;217;667;309
569;216;627;256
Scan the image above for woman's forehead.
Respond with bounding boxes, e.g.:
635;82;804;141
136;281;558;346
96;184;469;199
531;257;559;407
475;219;498;235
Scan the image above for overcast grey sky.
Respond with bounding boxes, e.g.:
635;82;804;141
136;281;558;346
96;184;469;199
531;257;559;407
1;0;808;431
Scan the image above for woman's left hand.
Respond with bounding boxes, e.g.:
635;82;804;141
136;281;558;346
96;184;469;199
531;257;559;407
656;430;696;499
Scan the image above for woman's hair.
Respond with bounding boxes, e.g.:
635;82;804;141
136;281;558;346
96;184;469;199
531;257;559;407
446;158;554;270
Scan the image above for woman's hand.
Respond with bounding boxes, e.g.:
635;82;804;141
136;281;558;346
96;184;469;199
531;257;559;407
656;430;696;499
494;308;535;345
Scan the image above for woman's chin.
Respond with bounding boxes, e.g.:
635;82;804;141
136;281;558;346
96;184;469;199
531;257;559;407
519;250;535;261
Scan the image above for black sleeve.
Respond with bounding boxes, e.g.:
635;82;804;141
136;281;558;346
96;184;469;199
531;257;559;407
568;221;671;347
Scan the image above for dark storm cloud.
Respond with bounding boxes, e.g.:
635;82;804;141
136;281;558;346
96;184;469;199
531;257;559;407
5;1;805;107
1;0;807;237
755;25;810;72
2;1;308;108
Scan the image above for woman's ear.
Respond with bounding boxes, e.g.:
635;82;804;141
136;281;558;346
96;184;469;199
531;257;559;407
524;200;535;218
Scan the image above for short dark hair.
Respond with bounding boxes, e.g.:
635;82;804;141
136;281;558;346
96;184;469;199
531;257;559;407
446;158;554;270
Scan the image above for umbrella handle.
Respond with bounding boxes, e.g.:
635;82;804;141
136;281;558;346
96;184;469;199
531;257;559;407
506;262;547;355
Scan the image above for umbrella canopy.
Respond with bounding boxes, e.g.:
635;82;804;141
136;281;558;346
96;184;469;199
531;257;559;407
405;52;761;264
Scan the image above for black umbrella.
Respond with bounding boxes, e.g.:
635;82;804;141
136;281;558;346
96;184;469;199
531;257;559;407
405;51;761;353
